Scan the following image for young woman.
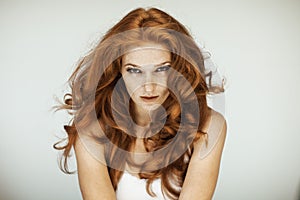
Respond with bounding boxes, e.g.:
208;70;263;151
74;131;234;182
54;7;227;200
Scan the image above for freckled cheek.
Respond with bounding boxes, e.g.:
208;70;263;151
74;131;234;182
159;86;170;97
154;79;169;99
160;78;169;88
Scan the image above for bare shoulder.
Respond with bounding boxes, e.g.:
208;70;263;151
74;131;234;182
213;109;227;144
209;108;226;124
211;109;227;147
206;109;227;139
179;109;227;199
74;123;116;199
74;135;107;174
73;119;108;171
193;109;227;159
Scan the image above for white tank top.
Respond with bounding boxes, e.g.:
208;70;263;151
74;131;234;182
115;111;224;200
116;171;166;200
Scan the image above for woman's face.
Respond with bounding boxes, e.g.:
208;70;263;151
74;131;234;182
121;45;171;111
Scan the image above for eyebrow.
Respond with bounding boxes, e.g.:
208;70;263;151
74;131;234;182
123;61;171;68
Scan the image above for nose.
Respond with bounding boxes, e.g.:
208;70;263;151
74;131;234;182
144;83;155;92
143;72;156;92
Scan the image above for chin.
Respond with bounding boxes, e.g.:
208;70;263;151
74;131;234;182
142;104;160;111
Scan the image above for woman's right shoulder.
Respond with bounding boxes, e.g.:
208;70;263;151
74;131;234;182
74;135;107;166
74;119;108;166
74;136;117;200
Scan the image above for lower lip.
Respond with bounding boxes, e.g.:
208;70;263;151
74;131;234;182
140;96;159;102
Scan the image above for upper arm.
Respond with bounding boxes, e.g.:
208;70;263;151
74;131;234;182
179;111;227;200
74;135;116;200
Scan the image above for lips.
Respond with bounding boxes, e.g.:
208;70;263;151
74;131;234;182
140;95;159;102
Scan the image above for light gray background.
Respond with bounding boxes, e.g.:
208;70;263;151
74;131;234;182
0;0;299;199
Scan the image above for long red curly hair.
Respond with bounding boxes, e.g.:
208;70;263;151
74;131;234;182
53;7;222;200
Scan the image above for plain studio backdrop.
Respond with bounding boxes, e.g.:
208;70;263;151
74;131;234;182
0;0;299;199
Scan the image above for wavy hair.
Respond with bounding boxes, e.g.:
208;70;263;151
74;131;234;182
53;7;224;200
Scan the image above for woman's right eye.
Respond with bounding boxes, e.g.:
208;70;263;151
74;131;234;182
126;68;142;74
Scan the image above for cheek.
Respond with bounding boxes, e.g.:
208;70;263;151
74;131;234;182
162;88;170;97
154;74;168;86
157;76;169;92
157;85;169;96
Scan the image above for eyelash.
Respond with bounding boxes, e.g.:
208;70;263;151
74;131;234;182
126;68;142;73
126;65;171;74
155;65;170;72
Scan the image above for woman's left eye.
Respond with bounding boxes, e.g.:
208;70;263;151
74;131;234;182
155;65;170;72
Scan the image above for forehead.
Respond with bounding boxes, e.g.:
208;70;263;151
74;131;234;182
122;46;171;66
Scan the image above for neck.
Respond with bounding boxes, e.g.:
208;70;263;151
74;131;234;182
134;104;152;126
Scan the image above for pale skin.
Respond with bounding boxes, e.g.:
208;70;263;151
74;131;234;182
74;45;227;200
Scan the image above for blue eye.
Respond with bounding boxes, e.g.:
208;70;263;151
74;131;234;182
126;68;142;74
155;65;170;72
